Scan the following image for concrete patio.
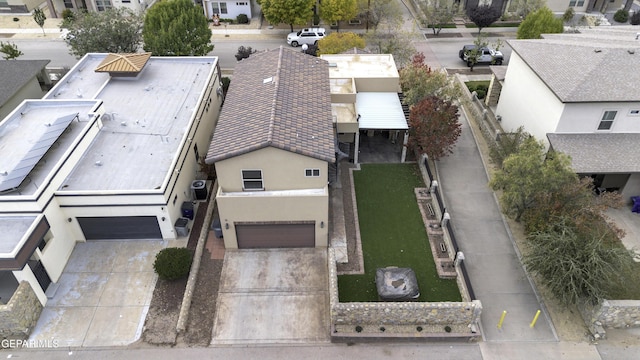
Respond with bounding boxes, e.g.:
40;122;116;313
28;240;167;347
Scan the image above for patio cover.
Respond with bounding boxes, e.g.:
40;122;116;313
547;133;640;173
356;92;408;130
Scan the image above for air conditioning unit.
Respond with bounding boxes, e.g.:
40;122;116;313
191;180;207;200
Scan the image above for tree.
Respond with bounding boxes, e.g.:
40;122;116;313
62;8;143;58
358;0;402;32
489;137;577;221
489;126;530;168
516;7;563;39
365;18;416;67
418;2;457;36
143;0;213;56
524;217;632;306
0;41;23;60
317;32;365;55
320;0;358;32
467;5;502;33
464;34;489;71
33;8;46;35
257;0;315;32
235;46;257;61
408;95;461;160
399;52;462;107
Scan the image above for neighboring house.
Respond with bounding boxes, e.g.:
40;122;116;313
0;60;50;121
320;53;409;164
205;47;334;249
544;0;631;14
495;28;640;199
202;0;252;20
0;52;222;306
0;0;41;13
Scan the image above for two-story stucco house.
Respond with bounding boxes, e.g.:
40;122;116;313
495;28;640;199
0;60;50;121
0;53;222;307
205;47;334;249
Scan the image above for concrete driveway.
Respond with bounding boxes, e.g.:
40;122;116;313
29;240;165;347
211;248;329;345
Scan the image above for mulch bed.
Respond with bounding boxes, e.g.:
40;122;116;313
424;33;463;39
336;161;361;273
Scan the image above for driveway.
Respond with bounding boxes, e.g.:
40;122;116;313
29;240;165;347
211;248;329;345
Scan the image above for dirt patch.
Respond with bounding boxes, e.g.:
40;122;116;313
336;161;362;274
181;254;223;346
142;277;187;345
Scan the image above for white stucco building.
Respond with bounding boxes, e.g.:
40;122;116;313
0;53;222;306
495;27;640;199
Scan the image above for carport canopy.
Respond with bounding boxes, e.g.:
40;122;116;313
355;92;409;130
547;133;640;173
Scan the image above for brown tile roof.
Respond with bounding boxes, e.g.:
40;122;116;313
94;52;152;73
206;47;334;164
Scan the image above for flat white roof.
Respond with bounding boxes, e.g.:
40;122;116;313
45;54;218;191
321;54;399;79
0;216;37;256
356;93;408;130
0;100;101;196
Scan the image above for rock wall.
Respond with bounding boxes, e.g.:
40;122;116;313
329;249;481;336
580;299;640;339
0;281;43;343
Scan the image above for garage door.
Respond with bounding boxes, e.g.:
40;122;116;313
236;223;315;248
78;216;162;240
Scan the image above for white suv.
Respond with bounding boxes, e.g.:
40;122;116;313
287;28;326;47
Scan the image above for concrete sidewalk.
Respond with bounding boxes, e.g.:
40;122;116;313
435;106;557;342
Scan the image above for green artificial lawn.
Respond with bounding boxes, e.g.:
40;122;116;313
337;163;462;302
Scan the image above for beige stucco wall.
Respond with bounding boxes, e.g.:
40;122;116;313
354;78;400;93
215;147;328;192
217;187;329;248
621;173;640;200
495;52;564;147
0;80;45;123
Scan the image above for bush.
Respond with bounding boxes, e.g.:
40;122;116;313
62;9;75;22
562;8;574;23
221;76;231;93
475;89;486;99
153;247;193;280
631;11;640;25
237;13;248;24
614;9;629;23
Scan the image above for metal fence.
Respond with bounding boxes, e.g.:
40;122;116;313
423;157;476;301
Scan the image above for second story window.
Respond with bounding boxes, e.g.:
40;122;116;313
242;170;263;190
597;110;617;130
305;169;320;177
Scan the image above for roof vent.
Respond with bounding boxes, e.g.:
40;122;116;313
328;63;337;67
1;171;7;176
628;49;635;54
594;49;602;53
95;161;102;166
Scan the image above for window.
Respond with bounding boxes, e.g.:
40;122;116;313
598;110;617;130
305;169;320;177
95;0;112;11
211;2;228;15
122;0;131;3
193;143;200;162
37;230;54;252
236;2;247;5
242;170;263;190
568;0;584;6
63;0;73;8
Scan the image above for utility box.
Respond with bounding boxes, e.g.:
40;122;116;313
181;201;194;220
211;218;223;238
174;218;189;237
191;180;208;200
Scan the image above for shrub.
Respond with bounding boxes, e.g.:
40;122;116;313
631;11;640;25
237;13;248;24
153;247;193;280
62;9;75;22
614;9;629;23
475;89;486;99
562;8;574;23
221;76;231;93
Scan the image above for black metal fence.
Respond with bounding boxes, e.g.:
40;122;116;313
423;157;476;301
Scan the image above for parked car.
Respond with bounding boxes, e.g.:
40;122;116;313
459;45;504;66
287;28;326;47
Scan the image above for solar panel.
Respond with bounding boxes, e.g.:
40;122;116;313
0;113;78;193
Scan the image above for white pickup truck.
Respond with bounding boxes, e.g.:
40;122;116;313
459;45;504;66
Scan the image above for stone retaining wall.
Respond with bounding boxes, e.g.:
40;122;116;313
580;299;640;339
0;281;43;343
329;249;481;338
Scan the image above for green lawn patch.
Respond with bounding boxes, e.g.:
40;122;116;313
338;163;462;302
465;80;490;100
